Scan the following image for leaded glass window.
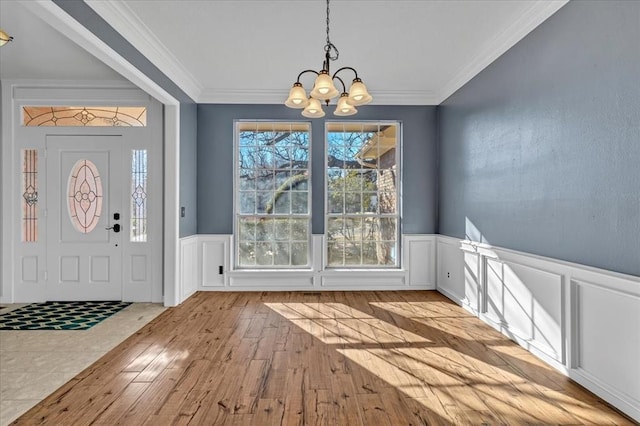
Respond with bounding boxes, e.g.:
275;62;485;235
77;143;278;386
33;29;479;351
326;122;400;267
235;122;311;268
131;150;148;242
22;149;38;242
22;106;146;127
68;159;103;234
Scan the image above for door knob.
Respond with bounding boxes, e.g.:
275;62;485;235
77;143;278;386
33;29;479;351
105;224;121;233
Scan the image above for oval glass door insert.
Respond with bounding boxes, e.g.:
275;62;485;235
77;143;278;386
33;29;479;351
68;159;103;233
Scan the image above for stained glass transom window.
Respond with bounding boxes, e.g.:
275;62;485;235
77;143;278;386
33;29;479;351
131;150;148;242
22;106;146;127
68;159;103;234
22;149;38;242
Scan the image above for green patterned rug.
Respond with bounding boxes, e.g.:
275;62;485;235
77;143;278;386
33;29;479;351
0;301;131;330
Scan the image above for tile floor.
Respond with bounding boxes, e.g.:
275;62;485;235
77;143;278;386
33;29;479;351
0;303;166;425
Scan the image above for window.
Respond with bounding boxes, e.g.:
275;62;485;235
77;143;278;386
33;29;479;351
67;159;103;234
326;122;400;267
235;122;311;268
22;149;38;242
131;150;148;242
22;106;146;127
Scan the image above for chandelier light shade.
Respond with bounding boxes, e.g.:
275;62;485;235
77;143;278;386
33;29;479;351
0;29;13;47
310;71;339;100
302;98;326;118
334;93;357;116
285;83;310;108
284;0;372;117
347;78;373;106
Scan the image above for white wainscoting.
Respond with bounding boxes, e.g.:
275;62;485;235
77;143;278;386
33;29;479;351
436;235;640;422
178;234;436;294
178;236;198;302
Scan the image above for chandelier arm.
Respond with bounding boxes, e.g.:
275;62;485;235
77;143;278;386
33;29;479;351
296;69;320;83
333;75;347;94
332;66;359;81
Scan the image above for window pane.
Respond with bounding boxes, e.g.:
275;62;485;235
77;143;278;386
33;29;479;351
291;242;308;266
68;159;103;234
239;192;256;214
291;219;309;241
326;122;400;267
291;192;308;214
239;242;256;266
238;217;257;241
23;106;146;127
131;149;148;242
22;149;38;242
256;242;274;266
236;122;311;268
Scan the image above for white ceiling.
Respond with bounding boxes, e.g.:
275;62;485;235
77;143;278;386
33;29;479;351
1;0;568;105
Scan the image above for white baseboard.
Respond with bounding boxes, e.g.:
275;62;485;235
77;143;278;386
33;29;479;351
435;234;640;422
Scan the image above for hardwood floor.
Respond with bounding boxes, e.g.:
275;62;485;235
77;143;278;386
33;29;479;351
12;291;634;425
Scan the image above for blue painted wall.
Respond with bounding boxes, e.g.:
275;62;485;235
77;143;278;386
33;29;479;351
197;104;437;235
179;103;198;236
438;0;640;276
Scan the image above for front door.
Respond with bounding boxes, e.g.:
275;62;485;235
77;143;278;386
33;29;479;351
46;135;123;300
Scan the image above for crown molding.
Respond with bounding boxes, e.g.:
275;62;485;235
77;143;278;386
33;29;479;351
198;88;439;105
371;90;439;106
85;0;203;102
437;0;569;104
198;89;286;105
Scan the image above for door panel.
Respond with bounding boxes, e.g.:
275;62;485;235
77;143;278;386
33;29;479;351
46;135;123;301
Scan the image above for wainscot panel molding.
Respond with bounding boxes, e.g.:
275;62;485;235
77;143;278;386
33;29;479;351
178;236;198;302
436;234;640;422
179;234;436;293
403;235;437;288
200;235;230;288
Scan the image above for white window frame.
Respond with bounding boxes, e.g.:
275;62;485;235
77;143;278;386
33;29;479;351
324;121;402;269
233;120;312;269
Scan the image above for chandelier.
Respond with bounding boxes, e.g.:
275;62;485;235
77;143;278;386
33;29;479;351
284;0;372;118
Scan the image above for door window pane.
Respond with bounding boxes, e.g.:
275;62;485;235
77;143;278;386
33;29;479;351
68;159;103;234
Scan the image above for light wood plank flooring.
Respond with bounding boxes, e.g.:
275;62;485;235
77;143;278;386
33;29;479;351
12;291;634;425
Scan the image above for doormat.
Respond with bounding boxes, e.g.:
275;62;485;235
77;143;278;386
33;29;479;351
0;301;131;330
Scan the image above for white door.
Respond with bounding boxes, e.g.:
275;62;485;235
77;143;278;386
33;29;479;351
46;135;124;300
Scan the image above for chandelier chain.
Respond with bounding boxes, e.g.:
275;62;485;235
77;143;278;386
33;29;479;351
324;0;339;63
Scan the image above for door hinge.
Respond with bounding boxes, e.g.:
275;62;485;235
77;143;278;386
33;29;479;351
44;271;48;281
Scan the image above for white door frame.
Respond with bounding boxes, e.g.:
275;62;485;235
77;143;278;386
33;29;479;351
1;1;181;306
1;83;165;303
